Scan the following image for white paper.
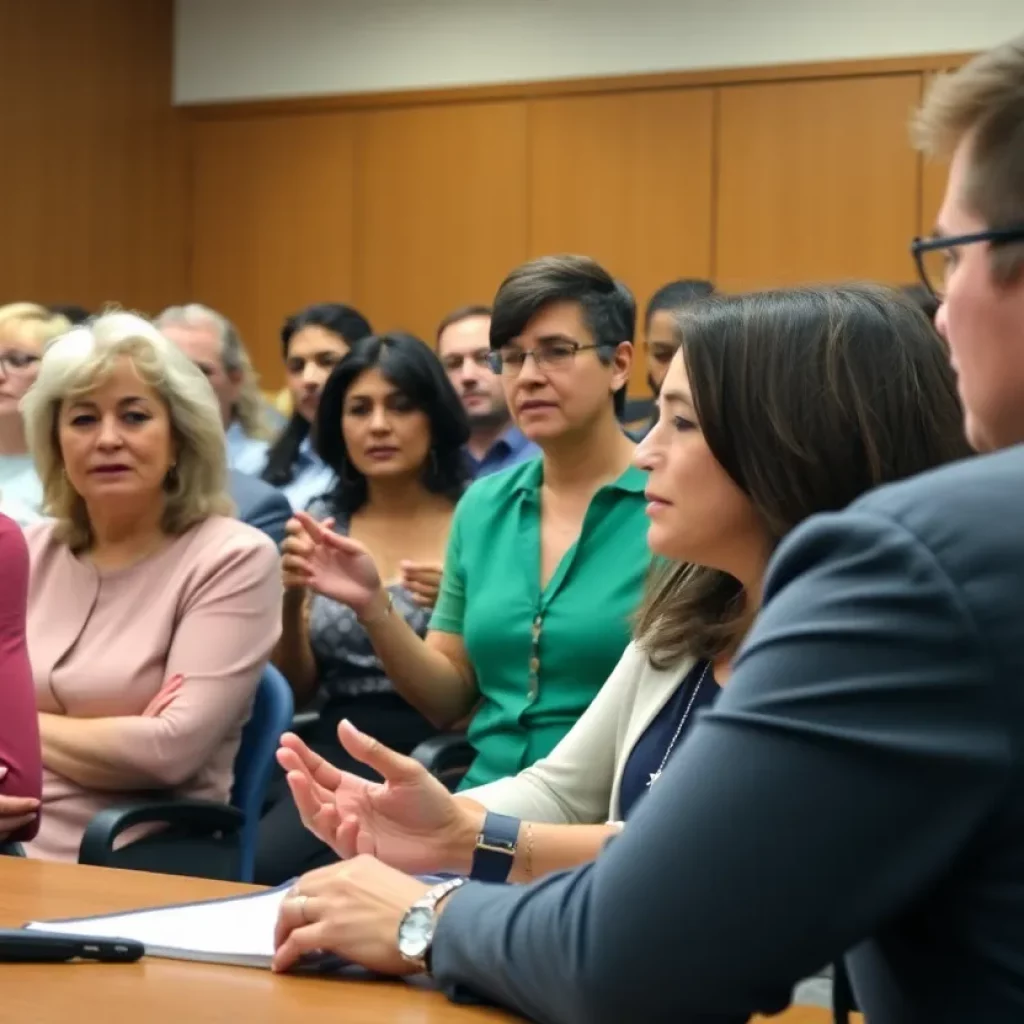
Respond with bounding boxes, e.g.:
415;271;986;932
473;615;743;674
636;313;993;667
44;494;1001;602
26;885;290;968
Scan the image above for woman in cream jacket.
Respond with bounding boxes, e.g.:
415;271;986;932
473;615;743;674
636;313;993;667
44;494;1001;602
271;285;972;883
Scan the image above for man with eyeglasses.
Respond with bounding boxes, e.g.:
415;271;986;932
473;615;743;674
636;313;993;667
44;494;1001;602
0;304;71;526
436;305;539;478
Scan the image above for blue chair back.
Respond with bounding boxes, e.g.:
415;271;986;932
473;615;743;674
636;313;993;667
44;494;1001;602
231;663;294;882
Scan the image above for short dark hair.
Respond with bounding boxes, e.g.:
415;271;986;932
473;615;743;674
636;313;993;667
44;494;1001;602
263;302;374;487
636;284;972;669
645;279;715;329
436;305;492;344
280;302;373;360
316;332;470;519
490;255;635;417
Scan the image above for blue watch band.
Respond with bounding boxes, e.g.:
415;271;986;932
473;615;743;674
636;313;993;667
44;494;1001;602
469;811;520;883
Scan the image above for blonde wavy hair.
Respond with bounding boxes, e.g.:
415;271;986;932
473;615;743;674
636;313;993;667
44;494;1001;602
21;311;234;550
0;302;72;349
155;304;275;441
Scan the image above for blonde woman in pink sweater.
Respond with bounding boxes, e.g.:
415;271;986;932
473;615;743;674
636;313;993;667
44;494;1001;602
19;313;281;868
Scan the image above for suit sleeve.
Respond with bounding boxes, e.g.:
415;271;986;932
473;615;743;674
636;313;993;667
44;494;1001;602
0;518;42;840
247;489;291;548
429;509;1010;1024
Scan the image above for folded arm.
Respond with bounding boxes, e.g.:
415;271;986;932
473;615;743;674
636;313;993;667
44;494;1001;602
40;539;283;792
430;511;1009;1023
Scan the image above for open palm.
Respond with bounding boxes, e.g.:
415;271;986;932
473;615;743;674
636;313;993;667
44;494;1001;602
279;722;478;876
293;512;381;612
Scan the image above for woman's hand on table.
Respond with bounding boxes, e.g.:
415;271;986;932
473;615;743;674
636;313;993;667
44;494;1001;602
273;856;433;975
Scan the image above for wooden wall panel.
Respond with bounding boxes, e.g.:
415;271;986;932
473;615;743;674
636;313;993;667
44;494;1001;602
527;89;715;393
352;102;529;344
0;0;187;315
190;113;356;384
715;74;924;291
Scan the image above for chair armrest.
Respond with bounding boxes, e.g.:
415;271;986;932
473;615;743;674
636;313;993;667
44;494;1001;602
78;798;245;867
410;734;475;791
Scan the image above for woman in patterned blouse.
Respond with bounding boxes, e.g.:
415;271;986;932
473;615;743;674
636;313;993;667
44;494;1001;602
255;332;470;884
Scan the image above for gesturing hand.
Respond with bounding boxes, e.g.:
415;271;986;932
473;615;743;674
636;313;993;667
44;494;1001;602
281;512;383;617
399;561;443;609
278;719;482;876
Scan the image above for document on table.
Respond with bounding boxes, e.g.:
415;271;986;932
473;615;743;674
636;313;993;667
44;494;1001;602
24;874;453;971
25;884;293;969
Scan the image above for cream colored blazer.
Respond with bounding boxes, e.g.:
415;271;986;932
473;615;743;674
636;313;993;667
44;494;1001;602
465;642;693;824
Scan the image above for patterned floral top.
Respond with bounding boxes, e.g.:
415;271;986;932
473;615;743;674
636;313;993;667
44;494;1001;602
306;497;431;700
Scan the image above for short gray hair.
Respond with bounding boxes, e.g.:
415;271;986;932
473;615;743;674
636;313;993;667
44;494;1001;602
155;303;275;440
22;311;234;550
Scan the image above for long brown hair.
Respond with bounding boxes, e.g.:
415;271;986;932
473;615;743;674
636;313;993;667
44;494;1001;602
635;285;972;669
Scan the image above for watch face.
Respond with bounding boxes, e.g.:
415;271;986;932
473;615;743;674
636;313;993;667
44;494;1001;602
398;906;434;960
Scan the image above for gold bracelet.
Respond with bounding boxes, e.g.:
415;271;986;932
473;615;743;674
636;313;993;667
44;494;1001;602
358;592;394;628
523;823;535;881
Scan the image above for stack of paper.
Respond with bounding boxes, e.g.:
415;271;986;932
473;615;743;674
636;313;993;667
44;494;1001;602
26;885;292;969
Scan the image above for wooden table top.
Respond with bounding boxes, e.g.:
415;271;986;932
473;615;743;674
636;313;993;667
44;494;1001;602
0;857;846;1023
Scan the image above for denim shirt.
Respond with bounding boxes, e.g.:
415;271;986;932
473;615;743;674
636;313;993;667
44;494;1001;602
465;426;540;480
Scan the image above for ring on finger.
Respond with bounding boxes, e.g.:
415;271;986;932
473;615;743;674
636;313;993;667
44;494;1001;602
293;893;311;924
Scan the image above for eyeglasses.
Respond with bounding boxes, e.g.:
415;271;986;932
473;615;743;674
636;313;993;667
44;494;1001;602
440;351;491;373
488;341;601;376
0;350;40;377
911;226;1024;301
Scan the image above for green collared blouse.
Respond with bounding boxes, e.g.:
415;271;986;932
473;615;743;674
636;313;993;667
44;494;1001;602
430;458;650;789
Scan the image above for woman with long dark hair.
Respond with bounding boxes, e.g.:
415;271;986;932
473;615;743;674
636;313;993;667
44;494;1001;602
256;332;470;883
261;303;373;510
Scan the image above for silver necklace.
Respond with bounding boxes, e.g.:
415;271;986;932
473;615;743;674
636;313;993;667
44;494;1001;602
647;661;711;789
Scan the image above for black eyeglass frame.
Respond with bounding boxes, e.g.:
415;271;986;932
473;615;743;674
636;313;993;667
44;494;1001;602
911;226;1024;300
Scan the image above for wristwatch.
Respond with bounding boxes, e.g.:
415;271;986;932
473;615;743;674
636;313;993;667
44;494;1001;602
469;811;520;883
397;876;467;973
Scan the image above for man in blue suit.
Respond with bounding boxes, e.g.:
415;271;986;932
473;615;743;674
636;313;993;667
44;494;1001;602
228;469;289;548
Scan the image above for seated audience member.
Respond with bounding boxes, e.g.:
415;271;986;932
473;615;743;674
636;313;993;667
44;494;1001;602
0;513;42;844
19;312;281;867
436;305;539;477
262;303;373;511
630;279;714;440
275;256;650;794
0;304;71;525
156;303;279;475
278;285;969;881
255;333;468;884
643;279;714;397
46;304;90;326
268;38;1024;1024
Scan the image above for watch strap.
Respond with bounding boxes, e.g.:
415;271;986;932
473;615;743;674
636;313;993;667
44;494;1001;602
470;811;520;883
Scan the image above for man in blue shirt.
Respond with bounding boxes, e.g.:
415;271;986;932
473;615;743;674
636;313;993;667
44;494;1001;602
436;305;539;478
157;304;281;476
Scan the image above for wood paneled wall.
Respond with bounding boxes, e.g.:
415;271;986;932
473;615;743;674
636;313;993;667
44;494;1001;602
186;53;968;394
0;0;188;316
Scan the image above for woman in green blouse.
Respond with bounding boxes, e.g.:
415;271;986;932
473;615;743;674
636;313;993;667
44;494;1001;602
283;255;649;788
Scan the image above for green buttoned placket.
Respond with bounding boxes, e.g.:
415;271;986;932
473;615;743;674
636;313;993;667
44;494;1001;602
430;458;651;790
